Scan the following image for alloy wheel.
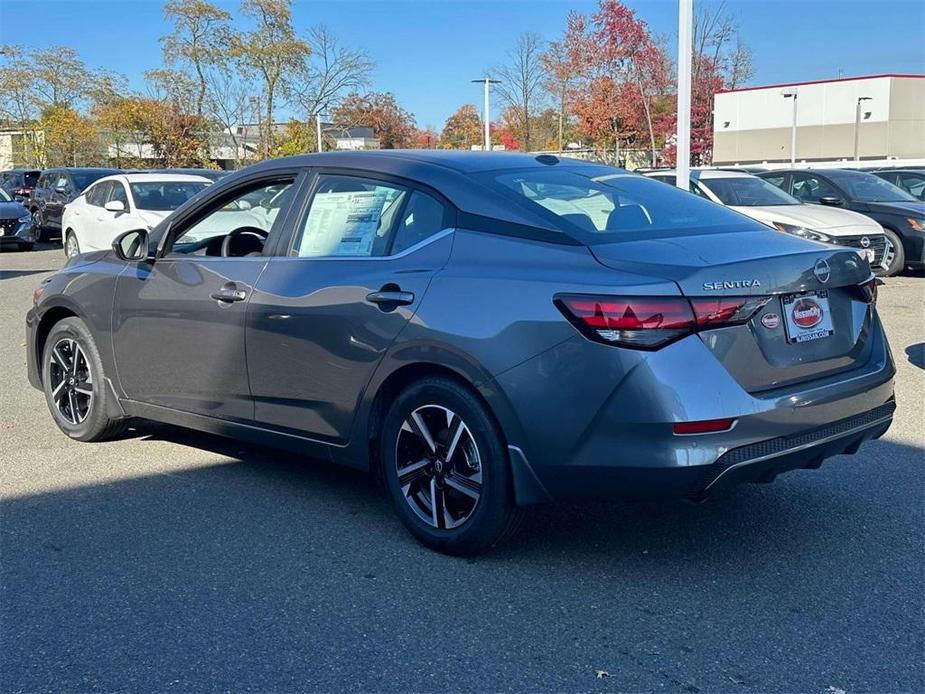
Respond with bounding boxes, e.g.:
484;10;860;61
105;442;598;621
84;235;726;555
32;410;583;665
395;405;482;529
48;338;93;424
65;234;79;258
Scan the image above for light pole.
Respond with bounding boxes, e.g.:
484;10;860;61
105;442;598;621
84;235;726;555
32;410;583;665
315;113;324;153
675;0;693;190
472;77;499;151
854;96;872;161
782;90;798;165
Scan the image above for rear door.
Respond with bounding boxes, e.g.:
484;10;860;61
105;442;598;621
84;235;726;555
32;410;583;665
246;170;455;442
46;171;73;229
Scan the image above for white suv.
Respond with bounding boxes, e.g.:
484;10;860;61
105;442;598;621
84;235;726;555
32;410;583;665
645;169;892;274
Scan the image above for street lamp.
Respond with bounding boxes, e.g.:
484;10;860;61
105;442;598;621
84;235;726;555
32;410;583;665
472;77;499;151
854;96;872;161
781;89;798;165
315;113;324;153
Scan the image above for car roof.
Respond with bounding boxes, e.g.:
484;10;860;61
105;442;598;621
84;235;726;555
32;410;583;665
105;173;213;184
247;150;603;175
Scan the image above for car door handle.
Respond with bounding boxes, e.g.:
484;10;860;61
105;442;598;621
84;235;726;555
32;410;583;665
366;290;415;306
210;284;247;303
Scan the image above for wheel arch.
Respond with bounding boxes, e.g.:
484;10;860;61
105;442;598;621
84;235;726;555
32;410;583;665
361;355;524;483
33;301;86;385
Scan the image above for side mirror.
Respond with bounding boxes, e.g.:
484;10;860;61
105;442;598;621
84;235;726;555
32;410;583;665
104;200;126;213
112;228;150;262
819;196;844;207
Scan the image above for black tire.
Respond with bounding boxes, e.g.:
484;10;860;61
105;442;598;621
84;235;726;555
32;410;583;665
42;317;126;442
381;377;524;555
881;228;905;276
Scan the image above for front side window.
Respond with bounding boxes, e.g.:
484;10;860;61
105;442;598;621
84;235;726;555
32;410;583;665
108;182;129;208
790;174;839;203
85;182;109;207
291;175;412;258
129;181;209;211
483;169;754;239
171;179;295;250
54;173;70;191
898;173;925;200
703;176;801;207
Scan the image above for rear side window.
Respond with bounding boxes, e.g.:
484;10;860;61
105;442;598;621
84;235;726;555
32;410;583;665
482;169;753;239
291;174;437;258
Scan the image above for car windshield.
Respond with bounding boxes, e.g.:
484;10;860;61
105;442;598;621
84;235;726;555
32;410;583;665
0;188;11;202
483;168;756;239
71;171;112;191
827;171;917;203
130;181;210;211
701;176;800;207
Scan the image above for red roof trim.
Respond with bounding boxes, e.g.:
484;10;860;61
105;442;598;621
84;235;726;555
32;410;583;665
717;73;925;94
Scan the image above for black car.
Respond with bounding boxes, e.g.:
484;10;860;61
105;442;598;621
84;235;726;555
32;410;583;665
759;168;925;273
0;186;38;250
871;169;925;202
29;168;118;240
0;168;41;204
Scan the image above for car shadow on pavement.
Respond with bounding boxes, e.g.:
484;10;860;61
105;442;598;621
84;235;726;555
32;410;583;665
905;342;924;370
2;427;922;691
0;269;59;280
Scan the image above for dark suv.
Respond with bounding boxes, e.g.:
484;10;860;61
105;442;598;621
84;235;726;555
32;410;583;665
759;168;925;273
29;168;117;240
0;169;41;204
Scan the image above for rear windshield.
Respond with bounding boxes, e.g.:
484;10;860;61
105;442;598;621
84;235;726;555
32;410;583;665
130;181;210;211
701;176;800;207
24;171;40;187
826;171;917;203
482;168;757;240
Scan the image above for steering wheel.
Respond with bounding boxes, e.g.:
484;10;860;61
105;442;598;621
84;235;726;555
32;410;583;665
220;226;269;257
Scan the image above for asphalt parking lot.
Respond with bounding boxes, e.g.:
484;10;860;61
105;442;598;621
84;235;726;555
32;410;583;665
1;245;923;693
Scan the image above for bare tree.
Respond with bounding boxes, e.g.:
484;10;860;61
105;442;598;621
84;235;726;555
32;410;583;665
204;66;260;166
540;39;575;152
0;46;43;165
31;46;93;109
493;33;547;152
291;25;375;120
161;0;232;118
230;0;311;158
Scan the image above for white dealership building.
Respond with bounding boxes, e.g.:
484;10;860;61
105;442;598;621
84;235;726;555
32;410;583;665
712;74;925;165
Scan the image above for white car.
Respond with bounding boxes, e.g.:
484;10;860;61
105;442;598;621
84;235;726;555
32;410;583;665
61;173;212;257
644;169;892;274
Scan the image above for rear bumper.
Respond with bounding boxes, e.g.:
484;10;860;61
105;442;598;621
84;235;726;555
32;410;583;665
491;313;896;505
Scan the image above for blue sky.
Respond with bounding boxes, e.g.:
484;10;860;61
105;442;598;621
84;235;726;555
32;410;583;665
2;0;923;128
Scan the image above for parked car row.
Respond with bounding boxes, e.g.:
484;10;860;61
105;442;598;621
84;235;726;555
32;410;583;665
758;168;924;274
645;166;924;276
0;166;230;249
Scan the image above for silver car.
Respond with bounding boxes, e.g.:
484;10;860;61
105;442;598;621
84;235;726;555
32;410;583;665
26;152;895;554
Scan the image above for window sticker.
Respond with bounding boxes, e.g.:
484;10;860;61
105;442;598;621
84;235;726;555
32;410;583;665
299;190;388;257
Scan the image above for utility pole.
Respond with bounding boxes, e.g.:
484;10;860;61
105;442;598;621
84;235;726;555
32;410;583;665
472;77;499;151
782;90;798;165
675;0;692;190
854;96;872;161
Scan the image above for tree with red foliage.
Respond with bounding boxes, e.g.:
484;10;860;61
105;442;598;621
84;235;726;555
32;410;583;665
331;91;416;149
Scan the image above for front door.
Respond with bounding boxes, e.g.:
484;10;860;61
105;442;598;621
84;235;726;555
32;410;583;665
247;172;455;442
112;175;300;421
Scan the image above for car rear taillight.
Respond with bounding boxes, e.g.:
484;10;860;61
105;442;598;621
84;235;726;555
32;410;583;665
856;277;880;304
555;294;770;350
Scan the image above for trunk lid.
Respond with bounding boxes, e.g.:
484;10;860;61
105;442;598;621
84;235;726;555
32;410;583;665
589;228;876;392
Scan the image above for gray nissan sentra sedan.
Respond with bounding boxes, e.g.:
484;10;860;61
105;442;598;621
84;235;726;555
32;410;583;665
26;151;896;554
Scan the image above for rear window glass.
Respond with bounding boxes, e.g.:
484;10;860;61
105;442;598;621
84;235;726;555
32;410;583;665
482;169;756;240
